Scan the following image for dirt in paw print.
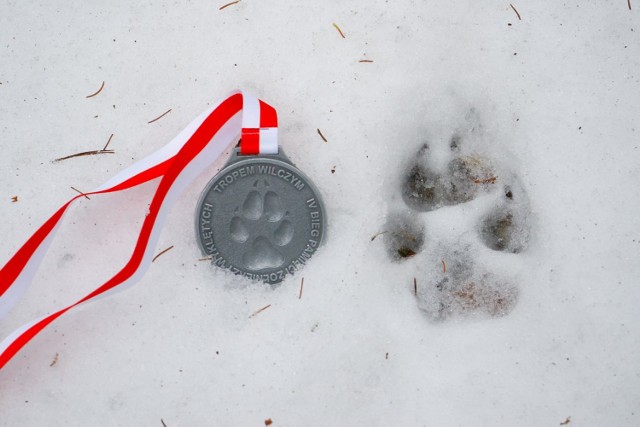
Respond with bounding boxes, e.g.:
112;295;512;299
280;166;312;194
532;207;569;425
386;120;532;321
418;245;519;321
479;182;531;254
230;180;294;270
384;212;426;260
402;139;499;211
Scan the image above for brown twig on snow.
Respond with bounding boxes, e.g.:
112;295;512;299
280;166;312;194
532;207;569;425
161;419;168;427
317;128;328;143
413;277;417;296
219;0;241;10
358;59;374;63
198;256;213;261
148;109;172;124
70;186;91;199
152;245;174;263
85;81;105;98
299;277;305;299
103;133;114;151
510;4;522;20
628;0;632;10
560;416;571;426
49;353;59;367
249;304;272;318
442;260;447;273
10;196;18;203
54;149;115;162
332;23;346;38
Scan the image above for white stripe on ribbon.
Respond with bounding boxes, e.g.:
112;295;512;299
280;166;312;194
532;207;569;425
241;95;260;129
259;128;279;154
0;90;277;370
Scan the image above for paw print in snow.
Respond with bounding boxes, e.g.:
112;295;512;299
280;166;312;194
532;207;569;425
385;116;532;321
230;180;294;270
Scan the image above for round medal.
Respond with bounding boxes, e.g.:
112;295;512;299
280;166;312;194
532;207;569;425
196;148;326;284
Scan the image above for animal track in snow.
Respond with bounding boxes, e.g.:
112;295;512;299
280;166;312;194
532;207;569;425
385;125;531;321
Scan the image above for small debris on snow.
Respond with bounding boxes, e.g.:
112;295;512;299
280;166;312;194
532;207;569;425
152;245;175;263
85;81;105;98
148;109;172;124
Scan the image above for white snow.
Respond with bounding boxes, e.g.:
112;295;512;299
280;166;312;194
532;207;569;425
1;0;639;425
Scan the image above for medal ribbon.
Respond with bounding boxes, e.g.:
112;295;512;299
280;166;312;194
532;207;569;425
0;91;278;370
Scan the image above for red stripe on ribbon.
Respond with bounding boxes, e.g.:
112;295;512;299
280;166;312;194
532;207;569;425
240;129;260;155
0;204;68;297
259;100;278;128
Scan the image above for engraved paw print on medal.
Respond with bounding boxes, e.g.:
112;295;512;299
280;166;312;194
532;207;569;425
229;180;294;270
383;114;532;322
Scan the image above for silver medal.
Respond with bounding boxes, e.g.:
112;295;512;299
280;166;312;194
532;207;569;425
196;147;326;284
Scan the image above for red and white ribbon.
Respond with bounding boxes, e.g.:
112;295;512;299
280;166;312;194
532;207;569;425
0;91;278;370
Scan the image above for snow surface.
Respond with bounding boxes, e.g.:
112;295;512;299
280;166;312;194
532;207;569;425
1;0;639;425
